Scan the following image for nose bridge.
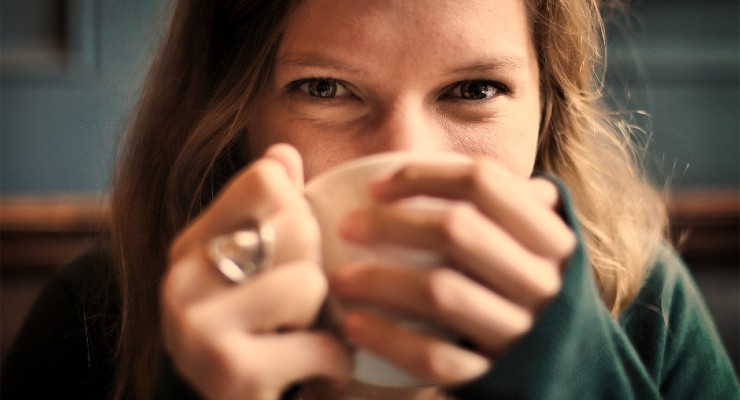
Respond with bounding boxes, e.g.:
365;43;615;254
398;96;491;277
375;98;443;153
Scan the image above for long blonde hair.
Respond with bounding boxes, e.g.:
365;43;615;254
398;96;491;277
530;0;667;315
110;0;666;397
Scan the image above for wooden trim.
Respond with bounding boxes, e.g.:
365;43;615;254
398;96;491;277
1;196;108;275
0;196;108;232
1;191;738;274
667;190;739;263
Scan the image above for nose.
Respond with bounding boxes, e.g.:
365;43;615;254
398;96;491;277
370;101;446;153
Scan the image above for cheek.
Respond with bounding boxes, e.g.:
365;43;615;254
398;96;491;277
299;138;360;180
448;114;540;178
245;101;308;161
246;109;362;180
503;97;541;176
514;116;541;173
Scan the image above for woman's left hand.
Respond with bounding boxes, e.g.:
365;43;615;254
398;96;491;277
331;158;576;385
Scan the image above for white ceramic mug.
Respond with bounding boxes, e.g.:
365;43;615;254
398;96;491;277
304;151;471;387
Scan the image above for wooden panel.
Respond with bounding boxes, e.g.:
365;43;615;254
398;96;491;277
668;190;739;262
0;196;108;276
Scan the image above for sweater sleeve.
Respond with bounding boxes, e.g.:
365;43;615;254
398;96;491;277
447;181;739;400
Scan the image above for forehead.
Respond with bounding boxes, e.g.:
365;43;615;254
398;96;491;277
278;0;536;74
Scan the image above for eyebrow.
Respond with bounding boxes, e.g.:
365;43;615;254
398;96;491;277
277;52;530;76
276;52;368;76
446;56;531;75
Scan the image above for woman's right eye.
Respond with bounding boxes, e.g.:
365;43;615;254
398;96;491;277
291;78;350;98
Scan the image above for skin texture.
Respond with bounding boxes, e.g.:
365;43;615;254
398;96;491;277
162;1;575;399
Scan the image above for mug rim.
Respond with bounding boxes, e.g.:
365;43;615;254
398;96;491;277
305;151;470;194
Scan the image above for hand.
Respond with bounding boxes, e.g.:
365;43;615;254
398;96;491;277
332;158;576;385
161;144;352;400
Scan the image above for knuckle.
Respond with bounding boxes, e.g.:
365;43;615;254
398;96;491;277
437;204;475;246
424;269;462;315
273;209;322;263
253;160;292;197
534;269;563;302
545;227;577;265
469;161;488;189
394;164;423;184
232;158;296;211
293;262;329;300
469;159;501;194
294;211;322;248
178;304;210;342
560;229;577;256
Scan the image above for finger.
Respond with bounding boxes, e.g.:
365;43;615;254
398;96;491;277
527;177;561;210
166;209;320;294
163;249;227;310
341;311;490;385
371;160;574;260
194;157;305;240
179;331;351;400
170;163;320;273
170;156;304;263
263;143;305;188
194;260;330;333
340;204;561;310
333;264;533;354
254;332;352;387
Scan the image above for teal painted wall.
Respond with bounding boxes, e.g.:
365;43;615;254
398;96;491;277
1;0;738;195
1;0;164;195
606;0;739;189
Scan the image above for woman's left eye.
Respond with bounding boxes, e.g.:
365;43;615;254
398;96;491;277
446;81;507;100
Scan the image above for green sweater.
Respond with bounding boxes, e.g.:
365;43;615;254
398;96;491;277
3;184;738;399
449;183;739;399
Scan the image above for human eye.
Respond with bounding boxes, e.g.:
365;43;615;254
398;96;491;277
287;78;351;99
444;80;509;101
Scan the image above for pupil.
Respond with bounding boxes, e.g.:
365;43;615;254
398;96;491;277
462;82;489;100
311;80;335;97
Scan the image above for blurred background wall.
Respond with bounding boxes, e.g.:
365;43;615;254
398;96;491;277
1;0;738;371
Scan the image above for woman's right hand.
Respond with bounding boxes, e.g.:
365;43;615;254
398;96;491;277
161;144;352;400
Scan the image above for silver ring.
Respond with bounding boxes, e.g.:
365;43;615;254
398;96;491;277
208;220;275;284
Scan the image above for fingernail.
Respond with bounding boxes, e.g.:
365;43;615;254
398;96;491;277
331;264;364;297
341;311;365;339
369;179;389;200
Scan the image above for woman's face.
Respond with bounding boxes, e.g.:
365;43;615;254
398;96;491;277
248;0;541;180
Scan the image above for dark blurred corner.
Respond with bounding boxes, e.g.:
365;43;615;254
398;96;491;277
1;0;738;376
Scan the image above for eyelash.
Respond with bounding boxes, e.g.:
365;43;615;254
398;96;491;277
285;78;510;102
442;80;510;101
286;78;353;103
